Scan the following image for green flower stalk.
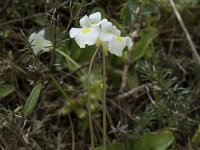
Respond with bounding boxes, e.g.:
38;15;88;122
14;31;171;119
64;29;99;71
69;12;133;150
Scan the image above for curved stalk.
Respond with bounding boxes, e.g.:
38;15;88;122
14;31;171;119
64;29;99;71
88;47;99;150
55;48;86;75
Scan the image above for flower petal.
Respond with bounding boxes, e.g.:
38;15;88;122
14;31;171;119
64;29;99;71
28;29;52;55
43;39;53;49
101;21;113;32
89;12;101;24
124;37;133;49
37;29;45;36
90;18;108;27
74;27;99;48
112;26;121;36
75;35;86;48
99;32;113;42
80;15;90;27
69;28;81;38
108;36;126;56
28;32;36;43
99;21;115;41
101;19;108;24
32;46;40;55
32;37;52;54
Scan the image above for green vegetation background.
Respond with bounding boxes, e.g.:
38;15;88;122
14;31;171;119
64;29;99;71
0;0;200;149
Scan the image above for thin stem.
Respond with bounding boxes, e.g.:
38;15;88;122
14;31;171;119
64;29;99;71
88;47;99;150
68;115;75;150
55;48;86;75
50;75;68;100
168;0;200;64
20;29;40;66
102;49;107;149
48;24;57;74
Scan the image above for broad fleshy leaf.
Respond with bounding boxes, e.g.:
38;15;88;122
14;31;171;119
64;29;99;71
132;27;158;63
0;85;15;100
23;84;42;118
129;130;175;150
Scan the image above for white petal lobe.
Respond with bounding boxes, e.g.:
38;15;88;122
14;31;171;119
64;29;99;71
28;29;52;55
70;28;81;38
89;12;101;24
80;15;90;27
38;29;45;36
73;27;99;48
124;37;133;49
108;36;126;56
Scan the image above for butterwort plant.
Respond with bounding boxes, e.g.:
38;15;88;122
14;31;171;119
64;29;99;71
70;12;133;150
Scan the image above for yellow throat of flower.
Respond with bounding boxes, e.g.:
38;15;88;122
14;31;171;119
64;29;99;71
116;36;122;42
32;38;41;46
82;28;91;34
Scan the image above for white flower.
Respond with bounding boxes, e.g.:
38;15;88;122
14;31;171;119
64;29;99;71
70;27;99;48
99;21;133;56
99;21;120;42
28;29;52;55
69;12;106;48
80;12;107;28
108;36;133;56
69;12;134;57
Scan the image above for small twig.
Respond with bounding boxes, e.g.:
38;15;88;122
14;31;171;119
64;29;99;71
68;115;75;150
168;0;200;64
66;1;85;32
119;44;133;93
0;13;44;26
84;0;96;6
29;137;43;150
3;125;27;146
145;86;158;107
107;98;135;121
0;0;10;13
48;18;58;74
0;1;70;26
116;84;147;99
20;30;41;68
0;136;8;150
119;3;143;93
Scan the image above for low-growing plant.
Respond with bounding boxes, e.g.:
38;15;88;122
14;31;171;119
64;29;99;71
0;0;200;149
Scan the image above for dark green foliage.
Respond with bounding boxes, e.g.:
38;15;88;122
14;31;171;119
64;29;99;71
23;83;42;118
0;0;200;149
0;85;15;100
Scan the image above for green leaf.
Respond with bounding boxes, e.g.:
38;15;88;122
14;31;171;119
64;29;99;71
129;130;175;150
23;84;42;118
95;142;125;150
0;85;15;100
110;18;126;34
132;27;158;63
192;123;200;147
92;7;107;19
121;2;133;25
121;1;159;25
34;16;46;26
127;70;139;89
